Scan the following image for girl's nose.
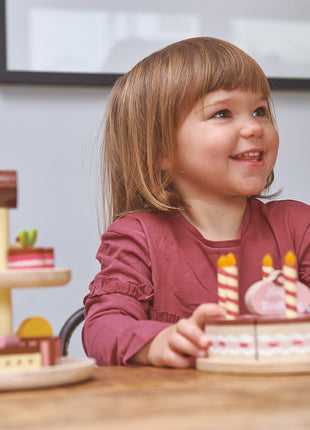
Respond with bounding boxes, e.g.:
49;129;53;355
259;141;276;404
240;116;264;139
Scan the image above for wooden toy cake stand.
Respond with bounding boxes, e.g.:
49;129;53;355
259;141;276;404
0;268;71;335
0;171;71;335
0;171;94;391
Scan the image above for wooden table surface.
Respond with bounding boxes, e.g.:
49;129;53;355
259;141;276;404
1;365;310;430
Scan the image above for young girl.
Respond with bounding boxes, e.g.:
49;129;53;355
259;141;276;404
82;37;310;368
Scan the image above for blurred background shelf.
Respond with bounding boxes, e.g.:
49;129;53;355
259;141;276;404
0;268;71;289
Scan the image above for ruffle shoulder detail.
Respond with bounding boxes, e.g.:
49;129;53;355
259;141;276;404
85;277;154;302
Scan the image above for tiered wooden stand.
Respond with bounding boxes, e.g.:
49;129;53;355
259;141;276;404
0;267;71;334
0;171;72;334
0;171;95;391
0;267;71;289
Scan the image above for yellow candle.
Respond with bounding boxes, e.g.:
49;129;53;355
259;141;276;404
262;254;274;280
217;255;227;311
224;253;239;319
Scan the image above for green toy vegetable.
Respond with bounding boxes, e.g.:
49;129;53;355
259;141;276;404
18;229;37;247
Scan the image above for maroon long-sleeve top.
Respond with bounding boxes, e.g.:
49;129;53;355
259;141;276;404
82;198;310;365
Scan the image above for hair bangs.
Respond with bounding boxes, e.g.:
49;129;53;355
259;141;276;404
165;38;271;128
206;50;271;98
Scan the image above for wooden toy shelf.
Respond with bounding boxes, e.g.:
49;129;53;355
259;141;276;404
0;268;71;289
0;171;72;336
0;268;71;336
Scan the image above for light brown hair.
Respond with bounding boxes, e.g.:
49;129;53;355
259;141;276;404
99;37;276;227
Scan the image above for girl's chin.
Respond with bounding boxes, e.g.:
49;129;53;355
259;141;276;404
239;179;268;197
238;187;266;198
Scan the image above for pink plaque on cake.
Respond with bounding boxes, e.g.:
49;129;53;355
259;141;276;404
245;270;310;316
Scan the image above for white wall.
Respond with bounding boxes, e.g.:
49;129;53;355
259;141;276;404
272;91;310;205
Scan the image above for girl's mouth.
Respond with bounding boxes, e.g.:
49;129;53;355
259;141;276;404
230;151;263;162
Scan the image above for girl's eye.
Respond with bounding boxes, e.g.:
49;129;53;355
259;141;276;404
253;106;268;117
213;109;231;119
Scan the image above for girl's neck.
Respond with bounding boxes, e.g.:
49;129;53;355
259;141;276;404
181;196;248;241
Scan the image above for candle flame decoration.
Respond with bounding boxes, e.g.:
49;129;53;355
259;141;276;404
285;250;296;266
217;253;239;319
283;250;298;318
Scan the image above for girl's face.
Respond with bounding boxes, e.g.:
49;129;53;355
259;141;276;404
174;89;279;203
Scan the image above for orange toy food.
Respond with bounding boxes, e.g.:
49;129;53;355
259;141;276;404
16;316;53;338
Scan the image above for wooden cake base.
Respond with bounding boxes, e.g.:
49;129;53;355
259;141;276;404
196;358;310;375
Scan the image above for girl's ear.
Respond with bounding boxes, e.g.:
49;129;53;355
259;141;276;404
160;156;171;170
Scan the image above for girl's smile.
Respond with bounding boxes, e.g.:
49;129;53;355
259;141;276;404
174;89;279;203
230;150;264;164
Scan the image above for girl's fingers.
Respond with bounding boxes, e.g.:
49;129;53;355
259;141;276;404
159;349;196;369
175;318;209;349
191;303;226;329
147;323;207;368
147;304;226;368
175;303;225;349
169;331;207;357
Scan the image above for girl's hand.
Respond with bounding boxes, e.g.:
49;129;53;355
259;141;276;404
132;303;226;368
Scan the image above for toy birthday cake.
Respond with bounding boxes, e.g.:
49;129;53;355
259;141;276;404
197;252;310;371
7;230;54;270
203;315;310;364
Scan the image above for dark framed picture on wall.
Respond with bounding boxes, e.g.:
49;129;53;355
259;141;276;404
1;0;310;88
